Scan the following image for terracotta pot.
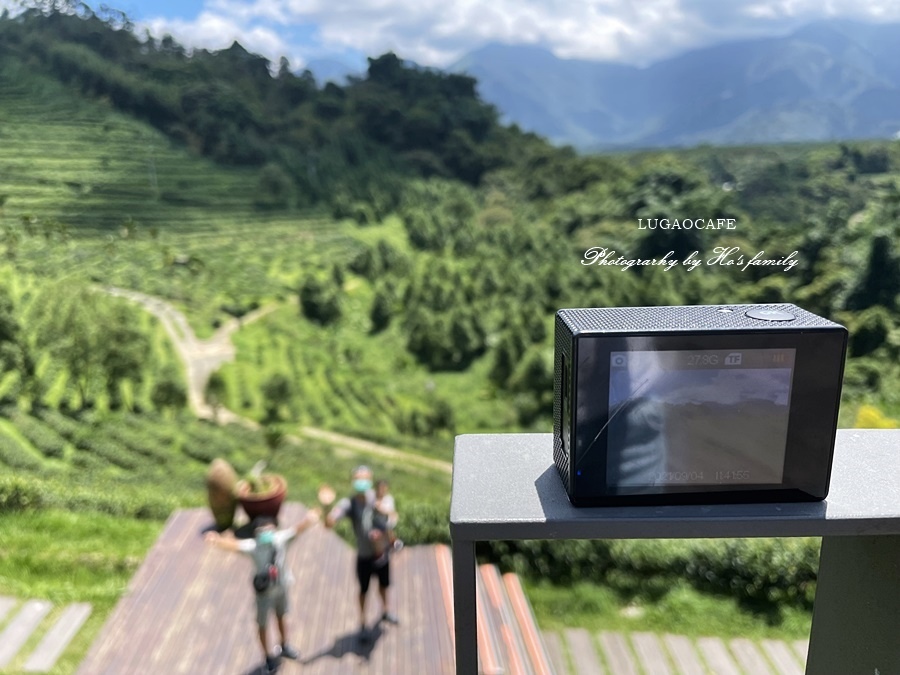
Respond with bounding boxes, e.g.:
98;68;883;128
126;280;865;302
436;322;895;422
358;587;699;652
236;474;287;522
206;458;238;530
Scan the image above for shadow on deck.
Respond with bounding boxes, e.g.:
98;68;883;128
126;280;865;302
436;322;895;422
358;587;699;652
75;504;456;675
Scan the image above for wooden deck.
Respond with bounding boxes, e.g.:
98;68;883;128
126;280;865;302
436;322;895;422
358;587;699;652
75;504;455;675
72;502;808;674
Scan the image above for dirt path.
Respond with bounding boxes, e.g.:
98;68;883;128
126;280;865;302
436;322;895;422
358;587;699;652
105;287;453;474
299;427;453;474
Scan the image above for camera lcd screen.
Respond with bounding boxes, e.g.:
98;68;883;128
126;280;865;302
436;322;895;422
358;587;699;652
606;348;795;489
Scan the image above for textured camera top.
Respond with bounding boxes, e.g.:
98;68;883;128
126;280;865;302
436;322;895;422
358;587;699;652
557;304;843;334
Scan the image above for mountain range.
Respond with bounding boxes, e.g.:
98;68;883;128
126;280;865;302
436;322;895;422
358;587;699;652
446;20;900;150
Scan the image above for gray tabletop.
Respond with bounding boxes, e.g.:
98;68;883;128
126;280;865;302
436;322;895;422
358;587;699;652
450;430;900;540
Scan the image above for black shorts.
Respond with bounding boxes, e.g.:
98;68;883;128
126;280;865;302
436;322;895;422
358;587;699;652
356;555;390;594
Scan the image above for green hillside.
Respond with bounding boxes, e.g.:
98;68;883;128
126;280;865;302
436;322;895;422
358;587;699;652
2;7;899;456
0;5;536;216
0;62;258;231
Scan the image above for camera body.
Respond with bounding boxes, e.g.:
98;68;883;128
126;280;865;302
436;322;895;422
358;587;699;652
554;304;847;507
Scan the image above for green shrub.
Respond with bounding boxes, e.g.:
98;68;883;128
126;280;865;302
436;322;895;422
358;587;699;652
102;422;172;464
73;434;140;470
475;537;822;608
71;449;114;473
34;408;81;440
0;473;176;520
181;443;218;465
479;539;613;584
54;486;175;520
396;502;450;544
7;411;67;459
0;476;45;511
0;431;42;470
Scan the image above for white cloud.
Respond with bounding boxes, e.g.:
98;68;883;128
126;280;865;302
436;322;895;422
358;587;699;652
140;11;298;65
134;0;900;69
0;0;26;15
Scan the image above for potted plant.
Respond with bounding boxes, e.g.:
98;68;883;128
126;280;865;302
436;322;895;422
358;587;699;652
235;461;287;521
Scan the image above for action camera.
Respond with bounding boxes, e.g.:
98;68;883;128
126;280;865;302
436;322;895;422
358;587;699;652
553;304;847;506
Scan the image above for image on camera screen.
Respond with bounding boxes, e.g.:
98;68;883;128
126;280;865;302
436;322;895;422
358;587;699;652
606;349;795;487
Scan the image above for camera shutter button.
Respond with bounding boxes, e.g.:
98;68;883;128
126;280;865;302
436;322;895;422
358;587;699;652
745;308;795;321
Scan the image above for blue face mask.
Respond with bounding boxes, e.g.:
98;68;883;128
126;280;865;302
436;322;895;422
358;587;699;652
257;530;275;546
353;478;372;493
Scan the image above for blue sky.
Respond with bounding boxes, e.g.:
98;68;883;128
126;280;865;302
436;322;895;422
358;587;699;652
119;0;203;22
26;0;900;71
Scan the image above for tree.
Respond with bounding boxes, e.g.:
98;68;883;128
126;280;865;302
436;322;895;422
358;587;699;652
848;307;896;358
28;284;99;407
152;369;187;412
28;284;150;409
370;287;392;333
846;234;900;311
489;330;527;387
0;286;36;404
261;373;292;422
299;275;341;325
205;371;227;419
100;303;149;409
253;163;294;209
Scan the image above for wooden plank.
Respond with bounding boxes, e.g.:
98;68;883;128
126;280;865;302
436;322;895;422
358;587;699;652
78;509;200;673
434;545;455;654
0;596;16;625
565;628;605;674
697;637;741;675
792;640;808;665
760;640;804;675
77;508;231;674
23;603;92;672
541;631;570;675
426;545;455;675
598;632;638;675
662;634;706;675
481;565;531;675
730;638;773;674
475;567;505;675
0;599;53;668
631;633;673;675
280;511;350;675
429;547;455;673
402;547;426;675
133;510;223;672
503;572;555;675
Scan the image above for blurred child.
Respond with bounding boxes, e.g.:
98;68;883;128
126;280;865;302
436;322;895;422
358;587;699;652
372;479;402;560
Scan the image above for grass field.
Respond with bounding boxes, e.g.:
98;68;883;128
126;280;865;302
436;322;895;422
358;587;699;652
0;510;160;675
525;578;813;640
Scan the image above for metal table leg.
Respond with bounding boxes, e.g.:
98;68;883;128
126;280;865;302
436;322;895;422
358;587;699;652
452;537;478;675
806;535;900;674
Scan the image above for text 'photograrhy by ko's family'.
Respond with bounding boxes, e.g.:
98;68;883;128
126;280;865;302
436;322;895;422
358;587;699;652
581;246;800;272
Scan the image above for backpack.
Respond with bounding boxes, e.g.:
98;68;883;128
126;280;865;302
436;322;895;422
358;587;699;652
252;547;278;593
348;495;376;541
